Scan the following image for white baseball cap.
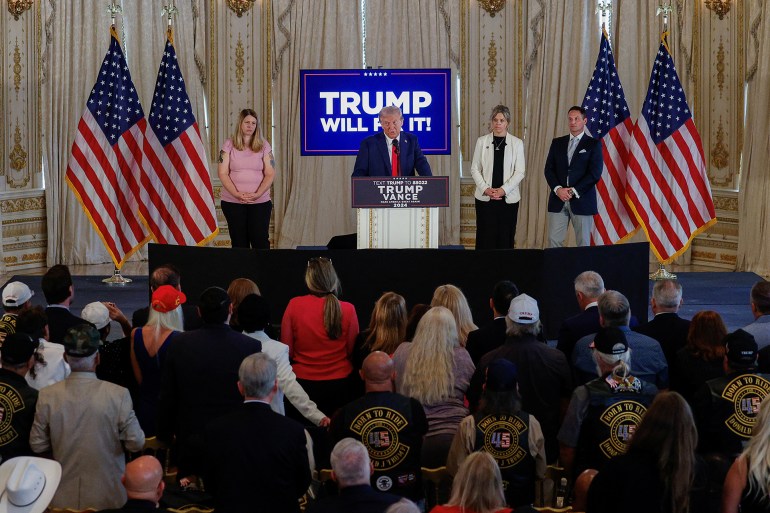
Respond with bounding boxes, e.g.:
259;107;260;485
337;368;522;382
2;282;33;308
81;302;111;330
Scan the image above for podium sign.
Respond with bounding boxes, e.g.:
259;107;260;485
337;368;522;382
353;176;449;249
351;176;449;208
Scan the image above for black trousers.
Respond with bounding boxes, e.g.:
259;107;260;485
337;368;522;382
221;200;272;249
475;199;520;249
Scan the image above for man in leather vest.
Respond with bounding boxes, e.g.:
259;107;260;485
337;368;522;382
447;358;546;508
558;326;658;478
329;351;428;502
694;329;770;457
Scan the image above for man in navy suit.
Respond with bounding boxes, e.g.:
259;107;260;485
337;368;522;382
544;106;603;247
352;106;432;177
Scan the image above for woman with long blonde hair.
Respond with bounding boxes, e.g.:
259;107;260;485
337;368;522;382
431;284;478;347
430;452;511;513
723;396;770;513
353;292;407;371
392;306;475;466
281;257;359;415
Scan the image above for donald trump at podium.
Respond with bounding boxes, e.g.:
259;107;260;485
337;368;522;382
352;106;433;177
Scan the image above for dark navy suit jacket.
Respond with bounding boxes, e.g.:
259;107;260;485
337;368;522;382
352;131;432;177
543;133;603;215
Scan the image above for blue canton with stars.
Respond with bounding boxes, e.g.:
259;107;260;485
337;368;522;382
582;32;629;138
641;40;691;145
86;34;144;143
148;39;194;146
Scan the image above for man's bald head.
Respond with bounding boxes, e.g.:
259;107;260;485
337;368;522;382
122;455;165;503
361;351;394;391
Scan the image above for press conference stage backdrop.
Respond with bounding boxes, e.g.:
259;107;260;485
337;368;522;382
300;68;452;156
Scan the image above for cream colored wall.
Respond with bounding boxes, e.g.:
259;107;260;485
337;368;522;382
0;1;754;265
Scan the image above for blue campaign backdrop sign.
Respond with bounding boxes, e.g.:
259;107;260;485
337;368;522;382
300;68;452;156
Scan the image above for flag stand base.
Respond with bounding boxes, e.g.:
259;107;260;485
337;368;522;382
649;264;677;281
103;268;132;286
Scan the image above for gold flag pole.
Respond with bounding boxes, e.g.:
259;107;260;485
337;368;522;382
649;2;677;282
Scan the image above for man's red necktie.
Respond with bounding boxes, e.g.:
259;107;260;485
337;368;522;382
391;145;399;176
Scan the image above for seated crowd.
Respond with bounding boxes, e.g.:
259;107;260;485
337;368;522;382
0;262;770;513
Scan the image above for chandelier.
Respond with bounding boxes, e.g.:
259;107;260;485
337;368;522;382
8;0;33;20
226;0;256;18
478;0;506;18
704;0;731;20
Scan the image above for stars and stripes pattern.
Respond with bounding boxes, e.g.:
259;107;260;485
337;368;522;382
582;31;638;246
64;28;150;269
626;35;716;263
138;29;218;246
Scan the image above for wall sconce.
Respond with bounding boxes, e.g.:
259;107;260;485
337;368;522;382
478;0;506;18
226;0;256;18
704;0;731;20
8;0;33;20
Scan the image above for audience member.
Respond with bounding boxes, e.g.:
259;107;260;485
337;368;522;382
633;279;690;368
226;277;261;332
586;392;701;513
467;293;572;463
204;352;311;513
465;280;519;364
392;306;475;467
130;285;186;436
447;359;546;508
0;456;61;513
131;264;201;331
82;301;135;392
693;329;770;457
157;286;261;481
0;281;34;341
353;292;407;372
281;257;360;416
558;327;658;478
41;264;91;344
557;271;605;361
572;290;668;388
306;438;401;513
404;304;430;342
15;306;71;389
432;452;513;513
30;324;145;510
96;456;169;513
671;310;727;404
430;285;478;347
744;280;770;350
238;294;328;425
330;351;428;501
722;395;770;513
386;499;422;513
0;333;39;461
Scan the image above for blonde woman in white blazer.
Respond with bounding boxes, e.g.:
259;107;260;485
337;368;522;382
470;105;526;249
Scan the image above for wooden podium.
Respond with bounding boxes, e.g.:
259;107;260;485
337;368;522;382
352;176;449;249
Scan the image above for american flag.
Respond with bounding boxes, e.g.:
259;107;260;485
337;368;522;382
582;31;638;246
138;29;218;246
65;28;150;269
626;36;716;263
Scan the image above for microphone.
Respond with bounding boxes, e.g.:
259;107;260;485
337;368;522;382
392;139;400;156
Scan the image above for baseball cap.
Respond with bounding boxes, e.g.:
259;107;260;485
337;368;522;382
725;329;758;368
0;457;62;513
80;302;110;330
151;285;186;314
507;293;539;324
0;333;38;365
590;326;629;355
62;324;102;357
2;282;33;308
485;359;519;392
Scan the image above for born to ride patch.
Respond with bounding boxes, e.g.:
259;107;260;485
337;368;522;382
477;414;528;468
721;374;770;438
350;407;411;471
598;400;647;459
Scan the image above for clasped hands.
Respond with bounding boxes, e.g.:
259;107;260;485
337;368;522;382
484;187;506;200
556;187;574;202
237;191;259;203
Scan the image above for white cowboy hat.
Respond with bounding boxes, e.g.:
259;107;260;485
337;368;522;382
0;457;61;513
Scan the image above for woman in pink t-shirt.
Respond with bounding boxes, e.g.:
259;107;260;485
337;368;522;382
217;108;275;248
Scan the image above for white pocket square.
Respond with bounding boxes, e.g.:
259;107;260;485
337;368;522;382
579;149;587;153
